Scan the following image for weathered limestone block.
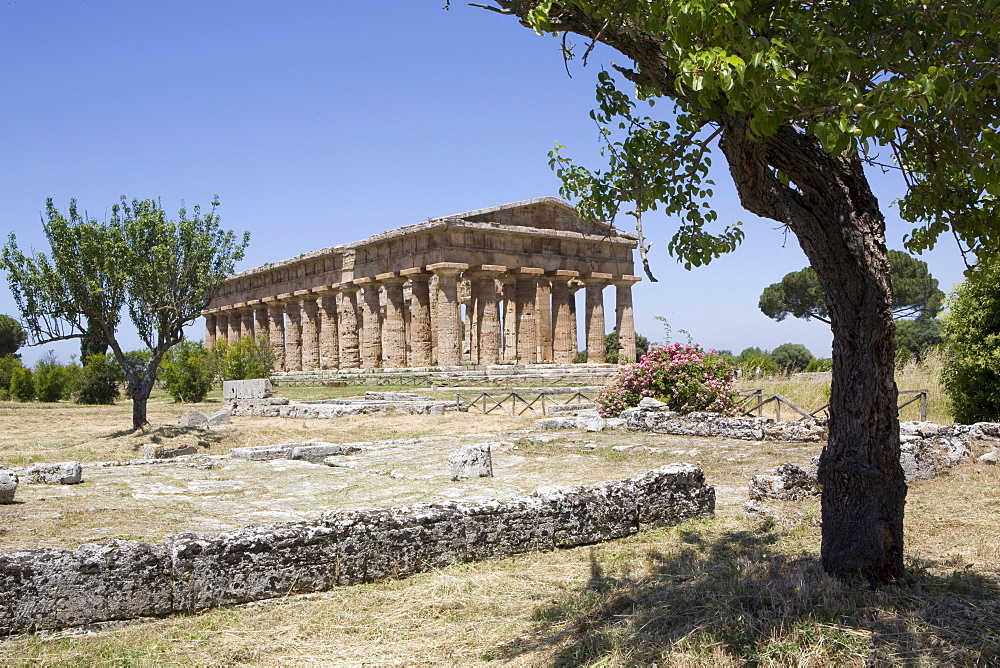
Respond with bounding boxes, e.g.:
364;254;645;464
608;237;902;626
228;444;298;461
23;461;82;485
363;391;425;401
170;522;342;610
222;379;273;400
179;411;209;427
748;463;820;501
978;451;999;464
632;464;715;527
226;397;290;417
288;442;360;463
448;443;493;480
971;422;1000;440
0;540;172;634
207;408;232;426
898;422;972;481
0;466;18;504
618;408;826;442
533;481;638;548
140;444;198;460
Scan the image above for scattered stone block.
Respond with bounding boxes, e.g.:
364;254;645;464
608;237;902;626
0;466;18;503
23;461;82;485
743;500;775;519
228;445;297;461
222;378;273;400
140;444;198;460
179;411;209;427
448;443;493;480
978;451;998;464
207;408;231;426
363;391;423;401
748;463;819;501
637;397;671;411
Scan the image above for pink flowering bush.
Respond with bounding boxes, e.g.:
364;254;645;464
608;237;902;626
595;342;740;417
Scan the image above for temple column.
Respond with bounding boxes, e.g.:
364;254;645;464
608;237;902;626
568;279;583;362
427;262;468;366
402;268;433;367
240;306;256;340
226;306;241;342
282;294;303;372
549;270;580;363
614;275;641;363
535;279;553;362
204;313;217;349
265;298;285;372
253;303;269;346
470;265;505;366
299;291;320;371
501;275;517;362
514;268;544;365
584;273;612;363
378;273;407;368
214;311;229;346
338;284;362;369
318;288;340;370
357;278;383;369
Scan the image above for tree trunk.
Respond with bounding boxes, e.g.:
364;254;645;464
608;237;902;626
129;378;154;432
721;122;905;583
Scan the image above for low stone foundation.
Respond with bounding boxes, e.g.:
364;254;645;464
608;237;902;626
225;392;455;418
0;464;713;635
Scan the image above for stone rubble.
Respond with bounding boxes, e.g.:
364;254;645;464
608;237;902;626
448;443;494;480
0;467;18;504
0;464;714;635
178;411;209;427
139;444;199;460
22;461;82;485
748;464;820;501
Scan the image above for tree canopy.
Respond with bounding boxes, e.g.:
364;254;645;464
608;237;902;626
942;256;1000;424
2;196;249;430
759;250;944;324
0;314;27;357
486;0;1000;583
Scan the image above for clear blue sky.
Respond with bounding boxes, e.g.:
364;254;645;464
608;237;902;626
0;1;969;366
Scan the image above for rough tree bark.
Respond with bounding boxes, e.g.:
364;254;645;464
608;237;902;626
493;1;907;582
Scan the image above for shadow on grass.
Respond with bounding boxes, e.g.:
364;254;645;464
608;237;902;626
106;425;226;450
489;522;1000;666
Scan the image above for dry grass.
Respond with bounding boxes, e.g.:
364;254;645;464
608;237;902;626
2;379;1000;665
737;351;951;424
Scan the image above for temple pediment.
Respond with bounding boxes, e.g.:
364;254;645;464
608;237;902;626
439;196;626;237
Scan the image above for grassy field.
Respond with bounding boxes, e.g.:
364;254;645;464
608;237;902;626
2;368;999;665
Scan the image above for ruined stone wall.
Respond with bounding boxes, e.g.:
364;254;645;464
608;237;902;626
0;464;713;635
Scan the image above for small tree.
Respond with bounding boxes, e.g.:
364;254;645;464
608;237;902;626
0;355;23;399
942;256;1000;424
9;366;34;402
160;340;215;403
0;315;26;358
33;352;76;402
771;343;814;373
2;196;248;430
213;335;275;381
595;343;738;417
75;353;123;405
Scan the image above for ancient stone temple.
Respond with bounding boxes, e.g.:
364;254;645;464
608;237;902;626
202;197;640;371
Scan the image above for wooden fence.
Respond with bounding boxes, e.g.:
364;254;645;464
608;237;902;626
737;389;928;422
455;391;595;417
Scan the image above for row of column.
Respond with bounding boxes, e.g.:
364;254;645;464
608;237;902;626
204;265;640;372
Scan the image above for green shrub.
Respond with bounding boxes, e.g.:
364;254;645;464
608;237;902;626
214;335;275;381
160;340;215;403
595;343;739;417
942;256;1000;423
9;366;35;401
770;343;814;372
740;356;780;378
33;353;76;402
75;353;123;404
0;355;23;399
804;358;833;372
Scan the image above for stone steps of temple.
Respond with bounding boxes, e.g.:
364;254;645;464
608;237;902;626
271;363;621;386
